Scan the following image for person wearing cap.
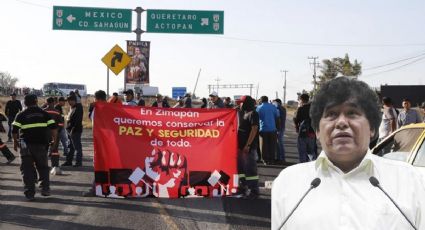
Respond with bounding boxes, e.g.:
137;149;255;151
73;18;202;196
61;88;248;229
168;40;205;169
62;95;84;167
54;97;68;156
12;94;58;201
5;92;23;142
208;91;224;109
397;98;421;127
122;89;138;106
152;94;170;108
43;97;63;175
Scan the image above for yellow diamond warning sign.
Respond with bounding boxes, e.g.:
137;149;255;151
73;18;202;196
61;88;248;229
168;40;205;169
101;44;131;75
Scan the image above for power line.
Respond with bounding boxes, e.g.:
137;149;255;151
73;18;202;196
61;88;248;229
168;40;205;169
363;56;425;78
216;36;425;48
11;0;425;48
363;51;425;70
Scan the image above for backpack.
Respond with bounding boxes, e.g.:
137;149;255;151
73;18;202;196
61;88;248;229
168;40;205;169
299;118;315;138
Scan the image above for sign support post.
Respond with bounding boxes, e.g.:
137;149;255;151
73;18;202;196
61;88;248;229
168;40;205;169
107;67;110;97
133;7;145;41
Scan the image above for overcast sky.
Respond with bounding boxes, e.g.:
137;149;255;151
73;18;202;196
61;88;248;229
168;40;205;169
1;0;425;101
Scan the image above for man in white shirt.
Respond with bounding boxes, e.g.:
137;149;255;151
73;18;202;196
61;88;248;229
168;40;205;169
272;77;425;230
378;97;398;154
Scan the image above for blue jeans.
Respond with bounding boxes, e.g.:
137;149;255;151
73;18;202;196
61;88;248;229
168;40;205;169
7;116;14;139
59;128;68;155
277;129;285;161
66;132;83;164
297;136;316;163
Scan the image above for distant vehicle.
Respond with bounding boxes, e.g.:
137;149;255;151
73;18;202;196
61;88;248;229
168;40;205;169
372;123;425;179
42;82;87;96
286;100;298;108
132;85;159;97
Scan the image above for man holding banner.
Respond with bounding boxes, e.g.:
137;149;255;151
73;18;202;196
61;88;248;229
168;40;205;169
92;102;238;198
237;95;260;200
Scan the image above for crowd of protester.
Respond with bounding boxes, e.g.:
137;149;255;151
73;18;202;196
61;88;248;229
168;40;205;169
1;86;425;201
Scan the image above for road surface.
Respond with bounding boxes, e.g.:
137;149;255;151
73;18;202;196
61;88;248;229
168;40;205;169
0;116;301;230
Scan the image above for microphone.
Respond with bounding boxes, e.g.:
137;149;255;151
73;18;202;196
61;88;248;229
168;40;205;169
369;176;417;230
277;178;321;230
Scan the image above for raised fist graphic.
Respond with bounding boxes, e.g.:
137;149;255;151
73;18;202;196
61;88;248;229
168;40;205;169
145;149;187;198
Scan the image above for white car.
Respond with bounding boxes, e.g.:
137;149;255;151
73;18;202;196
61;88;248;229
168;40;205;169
372;123;425;177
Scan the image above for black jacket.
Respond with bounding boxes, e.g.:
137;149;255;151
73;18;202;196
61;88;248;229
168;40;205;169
67;103;83;133
5;100;22;118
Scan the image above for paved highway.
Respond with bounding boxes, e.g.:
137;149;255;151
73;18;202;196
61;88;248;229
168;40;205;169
0;116;300;230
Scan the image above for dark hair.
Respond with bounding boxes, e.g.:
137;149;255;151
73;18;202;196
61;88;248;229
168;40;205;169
67;95;77;102
241;96;255;111
382;97;392;105
113;92;118;96
274;98;282;105
299;93;309;102
95;90;107;101
58;97;66;102
310;77;381;139
24;94;37;106
402;98;410;102
46;97;55;104
260;96;268;103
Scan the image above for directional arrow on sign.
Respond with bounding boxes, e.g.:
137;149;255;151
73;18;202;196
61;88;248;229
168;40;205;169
66;14;76;23
101;44;131;75
111;52;123;67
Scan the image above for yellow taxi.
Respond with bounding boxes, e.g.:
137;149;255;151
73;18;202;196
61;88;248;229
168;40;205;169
372;123;425;174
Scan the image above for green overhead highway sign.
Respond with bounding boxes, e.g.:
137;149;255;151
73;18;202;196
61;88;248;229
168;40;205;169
146;9;224;34
53;6;132;32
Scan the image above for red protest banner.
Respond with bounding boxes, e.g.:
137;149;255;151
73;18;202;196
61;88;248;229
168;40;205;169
93;102;238;198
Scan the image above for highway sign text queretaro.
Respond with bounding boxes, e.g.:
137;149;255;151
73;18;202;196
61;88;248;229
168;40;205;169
53;6;132;32
146;9;224;34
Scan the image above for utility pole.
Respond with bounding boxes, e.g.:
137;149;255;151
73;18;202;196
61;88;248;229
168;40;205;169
280;70;288;106
308;56;319;91
214;77;221;94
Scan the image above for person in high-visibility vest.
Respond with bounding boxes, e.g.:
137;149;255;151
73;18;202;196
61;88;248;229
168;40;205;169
12;94;58;201
237;95;260;200
43;97;63;175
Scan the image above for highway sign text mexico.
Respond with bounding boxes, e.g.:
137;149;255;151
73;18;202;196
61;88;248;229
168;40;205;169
53;6;132;32
146;9;224;34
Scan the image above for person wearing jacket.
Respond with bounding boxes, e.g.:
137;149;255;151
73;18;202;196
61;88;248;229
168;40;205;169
62;95;83;167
